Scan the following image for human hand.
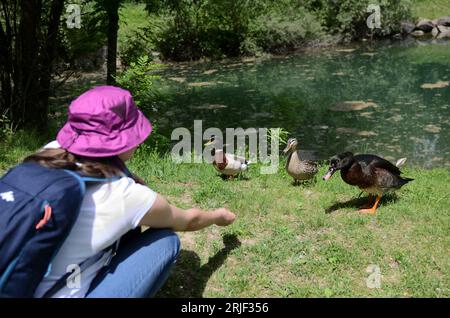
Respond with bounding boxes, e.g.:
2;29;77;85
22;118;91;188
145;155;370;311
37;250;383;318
213;208;236;226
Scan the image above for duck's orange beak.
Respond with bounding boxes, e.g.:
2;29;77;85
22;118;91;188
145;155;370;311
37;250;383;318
322;167;336;181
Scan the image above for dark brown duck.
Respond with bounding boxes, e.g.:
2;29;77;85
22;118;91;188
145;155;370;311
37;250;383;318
323;152;414;214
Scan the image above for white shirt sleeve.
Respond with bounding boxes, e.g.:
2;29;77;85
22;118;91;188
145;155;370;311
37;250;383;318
120;177;158;228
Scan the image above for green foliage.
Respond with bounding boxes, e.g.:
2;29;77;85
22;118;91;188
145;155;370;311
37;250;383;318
246;9;325;54
118;3;168;66
304;0;412;40
119;14;171;65
145;0;266;60
139;0;412;60
119;29;155;66
115;55;171;153
115;55;163;110
0;113;14;141
58;0;107;70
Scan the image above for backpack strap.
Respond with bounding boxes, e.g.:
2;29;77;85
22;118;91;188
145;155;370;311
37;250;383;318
42;241;119;298
43;160;134;298
42;170;124;298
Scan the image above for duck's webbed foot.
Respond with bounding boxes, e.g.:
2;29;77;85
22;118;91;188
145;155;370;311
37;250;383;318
358;194;382;214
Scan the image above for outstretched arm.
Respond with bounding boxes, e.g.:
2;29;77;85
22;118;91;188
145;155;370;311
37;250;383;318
139;194;236;231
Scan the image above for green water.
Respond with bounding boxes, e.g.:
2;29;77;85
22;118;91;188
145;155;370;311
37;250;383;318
158;40;450;169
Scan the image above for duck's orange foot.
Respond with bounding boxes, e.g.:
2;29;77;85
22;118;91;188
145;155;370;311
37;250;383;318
358;208;377;214
357;194;382;215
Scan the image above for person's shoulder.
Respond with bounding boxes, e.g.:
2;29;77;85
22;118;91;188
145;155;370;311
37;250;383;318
110;176;153;193
43;140;61;149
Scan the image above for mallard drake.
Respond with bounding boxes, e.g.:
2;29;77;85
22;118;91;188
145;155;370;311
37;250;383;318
204;136;249;178
322;152;414;214
283;138;318;185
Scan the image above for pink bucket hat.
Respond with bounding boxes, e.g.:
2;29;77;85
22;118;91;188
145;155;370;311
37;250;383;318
57;86;152;157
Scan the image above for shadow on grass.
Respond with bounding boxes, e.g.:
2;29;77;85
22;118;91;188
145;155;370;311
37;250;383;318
219;174;251;181
325;193;398;214
291;178;317;187
156;234;241;297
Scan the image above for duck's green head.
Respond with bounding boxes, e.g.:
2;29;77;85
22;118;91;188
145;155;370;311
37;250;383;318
323;151;354;181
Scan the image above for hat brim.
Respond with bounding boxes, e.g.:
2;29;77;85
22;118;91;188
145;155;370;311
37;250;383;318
57;109;152;157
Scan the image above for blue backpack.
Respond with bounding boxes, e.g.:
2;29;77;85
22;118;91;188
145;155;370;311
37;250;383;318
0;162;120;298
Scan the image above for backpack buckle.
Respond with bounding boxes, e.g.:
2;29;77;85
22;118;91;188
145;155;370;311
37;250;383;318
103;240;120;267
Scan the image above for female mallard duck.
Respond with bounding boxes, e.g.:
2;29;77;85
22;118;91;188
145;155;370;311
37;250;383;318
322;152;413;214
283;138;318;185
204;136;249;178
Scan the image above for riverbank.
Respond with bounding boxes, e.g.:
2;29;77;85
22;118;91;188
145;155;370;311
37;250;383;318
118;1;450;63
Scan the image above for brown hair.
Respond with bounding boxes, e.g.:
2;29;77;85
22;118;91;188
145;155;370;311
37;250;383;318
23;148;125;178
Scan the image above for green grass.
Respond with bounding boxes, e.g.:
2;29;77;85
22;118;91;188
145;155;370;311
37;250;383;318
128;147;448;298
1;135;449;297
412;0;450;19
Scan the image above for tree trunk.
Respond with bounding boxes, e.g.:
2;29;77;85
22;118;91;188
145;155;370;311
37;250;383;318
38;0;65;129
15;0;42;127
0;0;65;130
0;0;15;118
106;1;120;85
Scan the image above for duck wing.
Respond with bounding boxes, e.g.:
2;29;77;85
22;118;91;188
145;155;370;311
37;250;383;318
354;154;401;176
226;153;248;164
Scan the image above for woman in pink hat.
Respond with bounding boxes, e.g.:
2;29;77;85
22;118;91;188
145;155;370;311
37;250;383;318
24;86;236;298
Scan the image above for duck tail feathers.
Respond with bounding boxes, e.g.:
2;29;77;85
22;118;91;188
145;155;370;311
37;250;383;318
400;177;414;185
395;157;407;168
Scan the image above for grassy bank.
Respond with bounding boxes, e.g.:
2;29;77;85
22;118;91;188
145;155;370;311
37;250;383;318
2;135;448;297
412;0;450;19
131;152;449;298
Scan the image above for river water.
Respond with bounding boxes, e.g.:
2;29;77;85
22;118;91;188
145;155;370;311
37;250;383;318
158;39;450;169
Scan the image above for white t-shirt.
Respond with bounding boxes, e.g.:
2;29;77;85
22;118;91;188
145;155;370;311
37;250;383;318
33;143;157;297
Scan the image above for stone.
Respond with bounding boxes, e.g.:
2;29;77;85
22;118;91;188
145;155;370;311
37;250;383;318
437;25;450;39
437;31;450;39
168;77;186;83
416;19;434;32
400;21;415;34
437;16;450;27
203;69;217;75
187;81;224;87
424;125;441;133
420;81;449;89
330;101;378;111
194;104;227;110
432;27;440;37
411;30;425;37
336;48;356;53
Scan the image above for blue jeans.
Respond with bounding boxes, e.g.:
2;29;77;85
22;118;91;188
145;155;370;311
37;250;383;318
86;229;180;298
